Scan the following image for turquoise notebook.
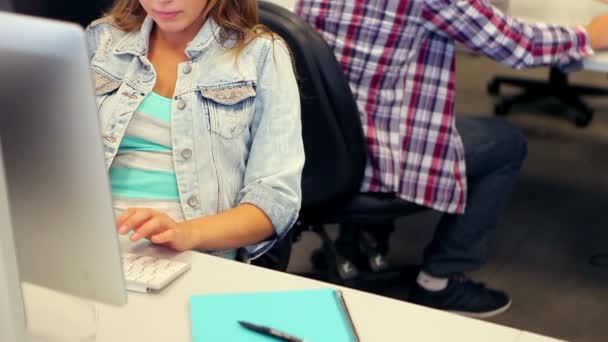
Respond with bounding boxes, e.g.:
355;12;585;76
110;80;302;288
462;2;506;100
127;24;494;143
189;288;359;342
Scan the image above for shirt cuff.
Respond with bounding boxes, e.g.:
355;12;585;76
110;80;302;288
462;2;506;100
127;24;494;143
559;26;595;72
575;25;595;58
237;183;299;261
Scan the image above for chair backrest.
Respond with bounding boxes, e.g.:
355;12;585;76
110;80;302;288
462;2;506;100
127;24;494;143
259;1;367;213
11;0;111;26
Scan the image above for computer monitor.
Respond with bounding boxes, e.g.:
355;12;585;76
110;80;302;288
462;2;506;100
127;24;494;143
0;11;127;341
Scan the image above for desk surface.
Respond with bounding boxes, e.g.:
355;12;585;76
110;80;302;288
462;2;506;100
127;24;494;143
508;0;608;72
23;240;563;342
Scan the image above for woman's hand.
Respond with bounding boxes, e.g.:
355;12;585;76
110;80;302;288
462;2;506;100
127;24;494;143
117;208;198;252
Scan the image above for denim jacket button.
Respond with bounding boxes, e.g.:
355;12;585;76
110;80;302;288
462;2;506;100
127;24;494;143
177;99;187;110
187;196;199;208
181;148;193;160
182;64;192;74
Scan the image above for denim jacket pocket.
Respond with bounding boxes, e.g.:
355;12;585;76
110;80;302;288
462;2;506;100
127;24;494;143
92;69;121;111
199;81;256;139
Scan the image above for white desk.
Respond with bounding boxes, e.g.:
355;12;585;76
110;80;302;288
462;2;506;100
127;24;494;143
517;333;564;342
508;0;608;72
22;239;562;342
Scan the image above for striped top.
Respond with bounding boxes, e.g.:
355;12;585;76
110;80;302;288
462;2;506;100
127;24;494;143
109;92;186;222
296;0;592;213
109;93;239;259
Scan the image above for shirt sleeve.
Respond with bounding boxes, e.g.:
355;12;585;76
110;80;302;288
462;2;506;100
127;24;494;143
421;0;594;68
237;39;304;261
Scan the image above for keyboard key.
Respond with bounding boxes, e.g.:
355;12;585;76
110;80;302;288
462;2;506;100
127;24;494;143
122;253;190;292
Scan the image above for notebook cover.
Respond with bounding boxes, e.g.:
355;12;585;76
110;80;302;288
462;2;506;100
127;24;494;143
189;288;358;342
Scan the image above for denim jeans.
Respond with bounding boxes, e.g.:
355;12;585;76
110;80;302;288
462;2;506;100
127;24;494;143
336;117;528;277
422;117;528;277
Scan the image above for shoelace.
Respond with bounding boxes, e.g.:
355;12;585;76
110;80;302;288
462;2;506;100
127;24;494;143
444;274;492;308
452;274;487;290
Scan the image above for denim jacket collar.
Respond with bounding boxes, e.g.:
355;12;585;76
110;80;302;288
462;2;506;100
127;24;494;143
114;15;221;59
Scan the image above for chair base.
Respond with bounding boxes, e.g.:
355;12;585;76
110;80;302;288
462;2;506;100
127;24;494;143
304;247;418;290
488;67;608;127
293;194;427;289
293;223;416;290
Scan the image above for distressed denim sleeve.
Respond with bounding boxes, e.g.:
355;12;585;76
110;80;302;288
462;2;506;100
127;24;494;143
237;39;304;261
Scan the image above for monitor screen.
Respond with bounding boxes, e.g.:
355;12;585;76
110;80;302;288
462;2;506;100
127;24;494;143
0;11;126;305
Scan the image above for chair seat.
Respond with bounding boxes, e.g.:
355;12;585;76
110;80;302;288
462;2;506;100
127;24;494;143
258;1;428;276
302;193;426;225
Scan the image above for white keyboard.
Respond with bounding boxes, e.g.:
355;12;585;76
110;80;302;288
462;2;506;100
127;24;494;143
122;253;190;293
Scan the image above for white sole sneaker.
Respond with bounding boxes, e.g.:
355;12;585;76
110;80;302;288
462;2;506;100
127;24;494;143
450;298;512;319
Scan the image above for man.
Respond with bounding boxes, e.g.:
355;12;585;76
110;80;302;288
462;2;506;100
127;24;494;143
295;0;608;317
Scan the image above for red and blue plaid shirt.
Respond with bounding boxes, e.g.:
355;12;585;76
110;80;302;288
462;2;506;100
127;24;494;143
295;0;593;213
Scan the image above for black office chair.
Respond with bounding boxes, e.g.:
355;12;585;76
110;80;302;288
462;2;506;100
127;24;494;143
258;2;426;286
488;66;608;127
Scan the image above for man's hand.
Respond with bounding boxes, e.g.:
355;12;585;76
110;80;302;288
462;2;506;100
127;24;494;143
587;13;608;51
117;208;199;252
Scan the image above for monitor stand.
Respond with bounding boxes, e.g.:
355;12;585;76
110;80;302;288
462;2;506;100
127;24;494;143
22;283;99;342
0;146;99;342
0;143;29;342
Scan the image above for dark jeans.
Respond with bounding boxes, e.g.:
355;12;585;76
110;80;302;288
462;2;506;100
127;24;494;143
337;117;528;277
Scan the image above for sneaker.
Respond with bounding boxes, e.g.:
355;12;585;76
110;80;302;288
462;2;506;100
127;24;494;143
408;274;512;318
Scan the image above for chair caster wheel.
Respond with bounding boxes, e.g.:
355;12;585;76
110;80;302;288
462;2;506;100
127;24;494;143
494;102;510;116
335;257;359;281
368;252;390;273
575;111;593;127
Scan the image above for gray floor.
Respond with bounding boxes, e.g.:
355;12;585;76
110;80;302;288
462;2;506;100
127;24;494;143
287;54;608;342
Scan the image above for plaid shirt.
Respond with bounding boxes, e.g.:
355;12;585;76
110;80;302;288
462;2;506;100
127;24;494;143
295;0;593;213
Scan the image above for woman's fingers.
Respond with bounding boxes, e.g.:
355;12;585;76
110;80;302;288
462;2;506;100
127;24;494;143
151;228;176;244
116;208;137;232
118;208;155;235
130;216;164;241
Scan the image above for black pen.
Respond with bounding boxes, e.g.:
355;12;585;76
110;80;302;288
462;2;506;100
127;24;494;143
238;321;308;342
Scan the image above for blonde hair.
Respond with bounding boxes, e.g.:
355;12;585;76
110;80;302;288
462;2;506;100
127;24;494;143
107;0;273;54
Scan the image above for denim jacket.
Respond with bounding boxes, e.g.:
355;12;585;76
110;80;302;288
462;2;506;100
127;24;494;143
85;16;304;261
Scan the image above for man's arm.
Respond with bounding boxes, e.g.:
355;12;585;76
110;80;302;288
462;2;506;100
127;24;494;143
421;0;608;68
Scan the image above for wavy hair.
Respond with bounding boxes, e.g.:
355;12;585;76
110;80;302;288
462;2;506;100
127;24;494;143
106;0;273;54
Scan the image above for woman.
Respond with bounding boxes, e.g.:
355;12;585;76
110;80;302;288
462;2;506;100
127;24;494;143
87;0;304;261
